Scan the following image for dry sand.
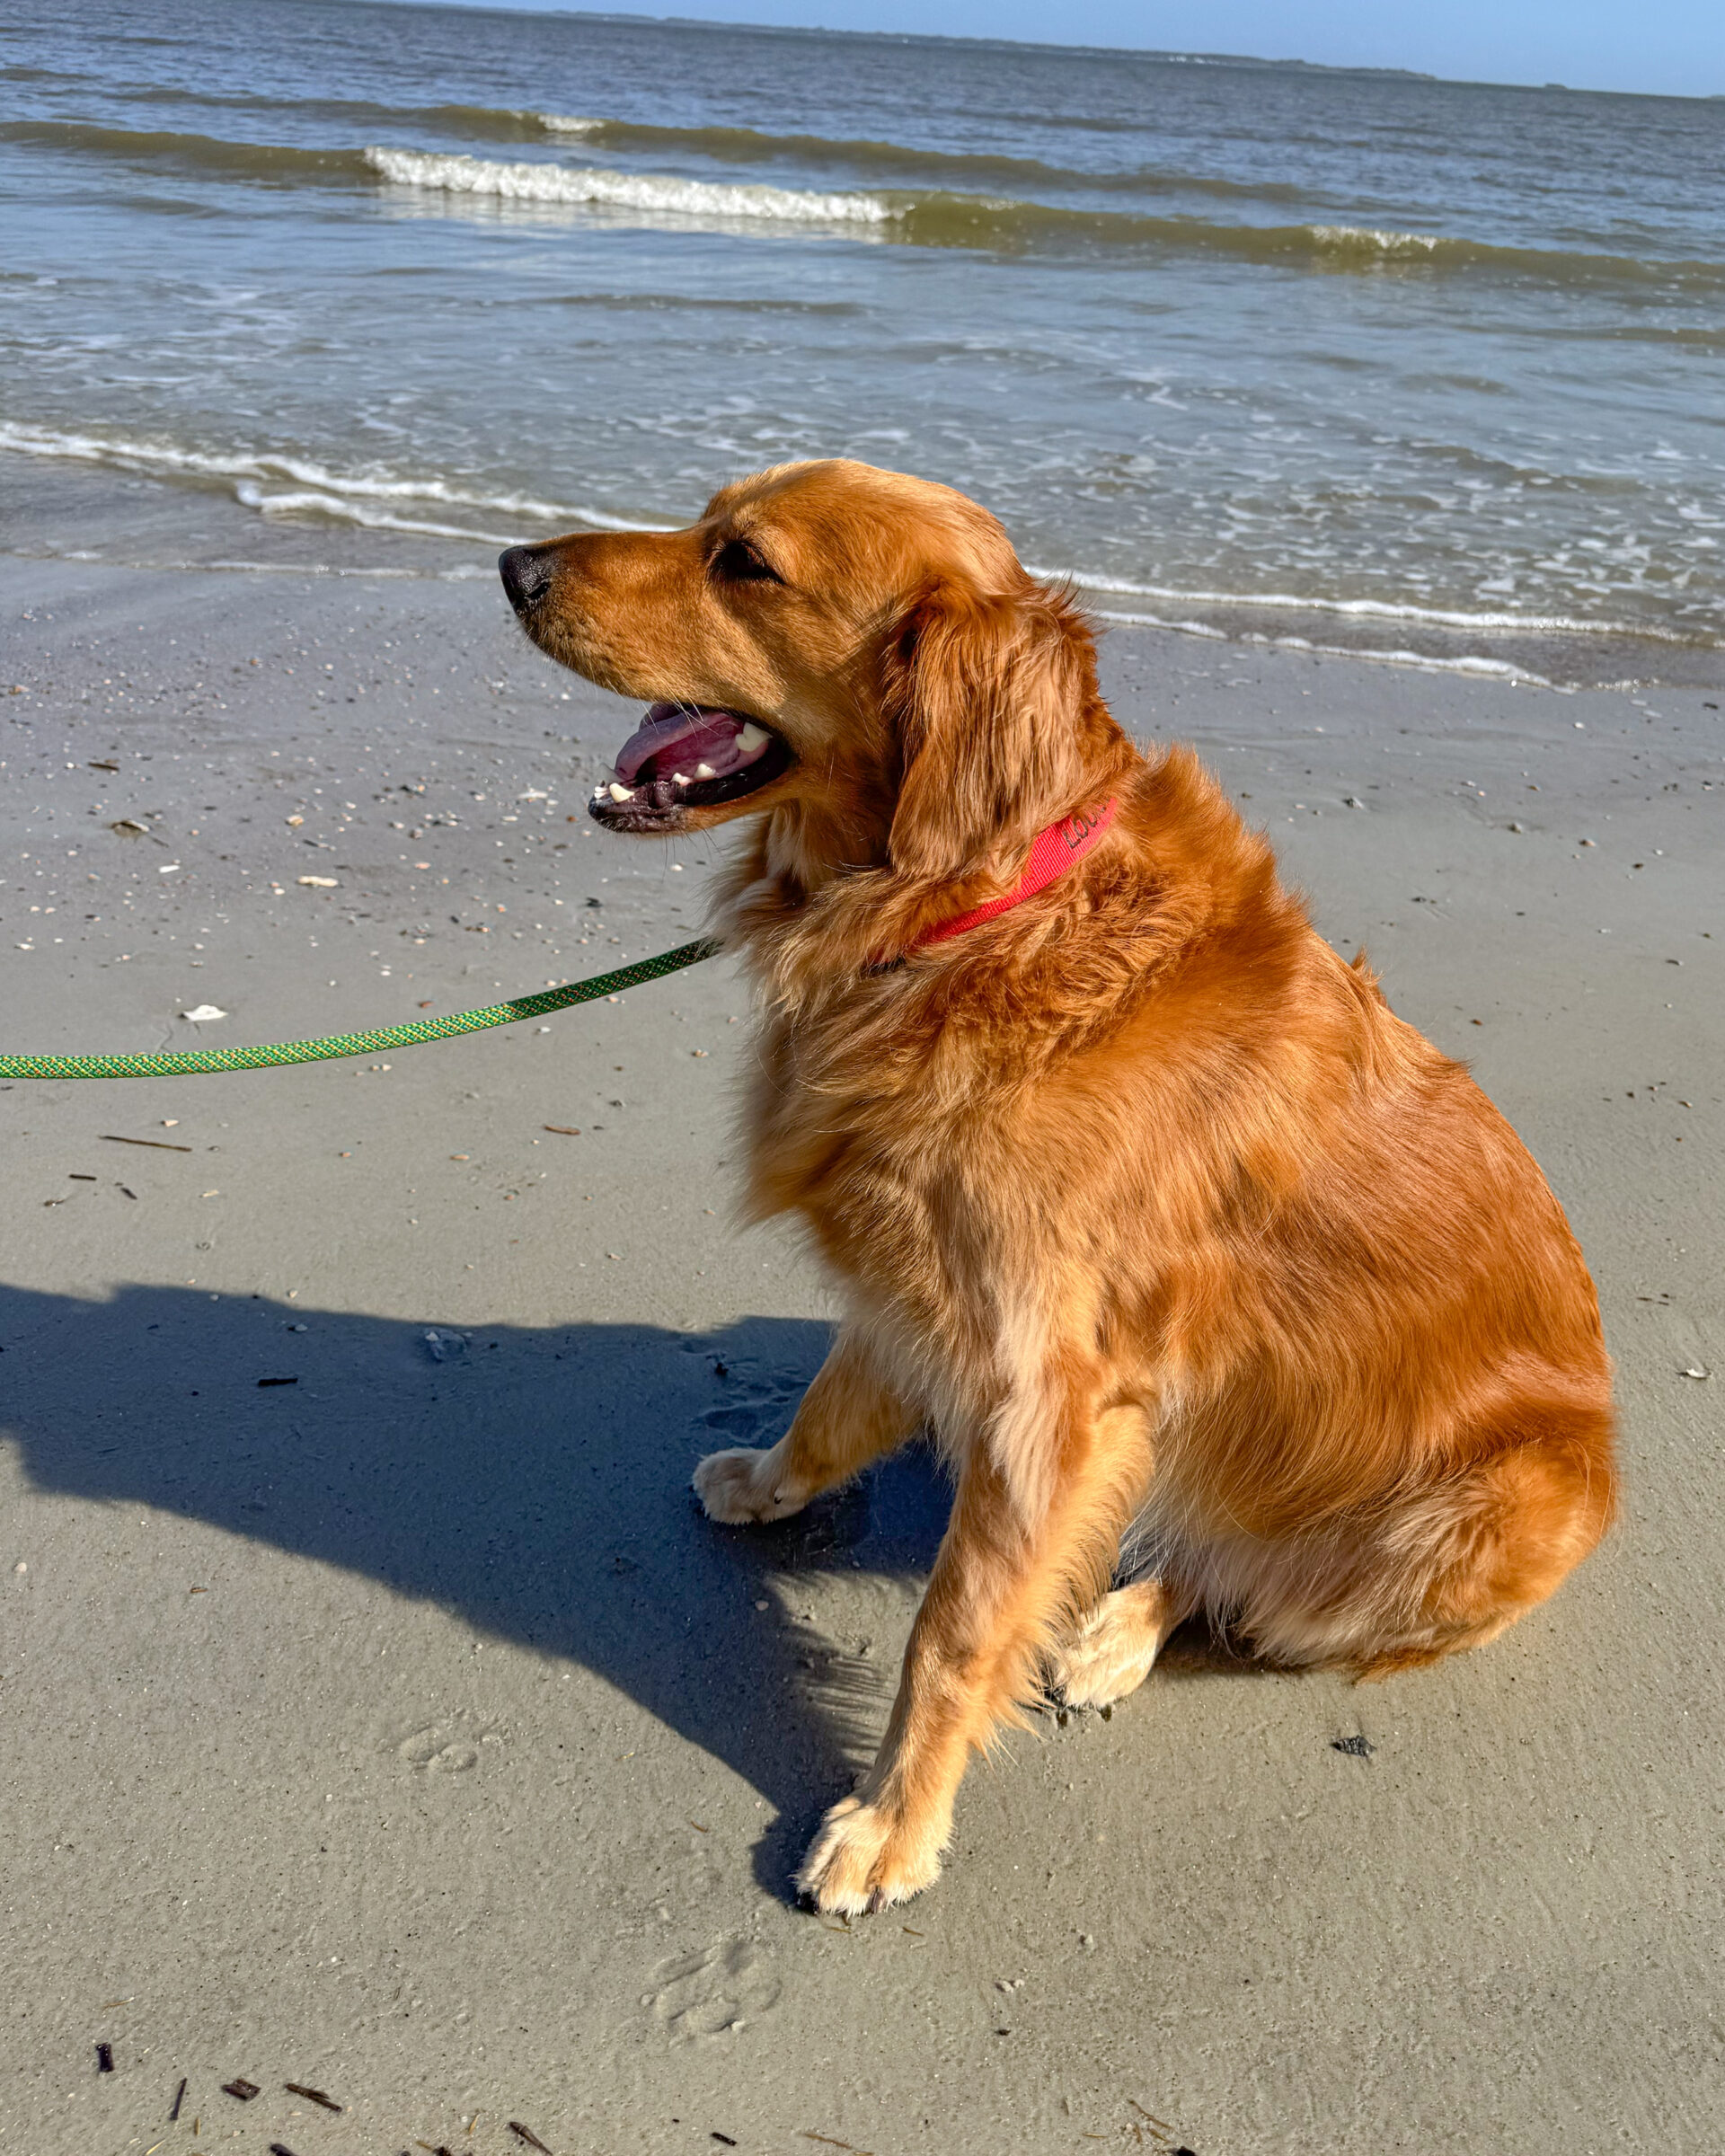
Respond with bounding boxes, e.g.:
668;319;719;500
2;536;1721;2154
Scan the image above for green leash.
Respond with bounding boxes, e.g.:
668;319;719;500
0;937;722;1081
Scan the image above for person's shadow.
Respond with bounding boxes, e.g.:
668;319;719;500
0;1280;954;1897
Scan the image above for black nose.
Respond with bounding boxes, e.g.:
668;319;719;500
499;545;553;613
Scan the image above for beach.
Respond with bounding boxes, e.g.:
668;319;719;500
5;0;1724;2144
2;519;1721;2152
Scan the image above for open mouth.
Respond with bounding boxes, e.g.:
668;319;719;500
588;702;792;831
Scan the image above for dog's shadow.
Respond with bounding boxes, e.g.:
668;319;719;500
0;1282;953;1897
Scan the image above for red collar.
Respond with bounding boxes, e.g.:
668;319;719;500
889;796;1119;960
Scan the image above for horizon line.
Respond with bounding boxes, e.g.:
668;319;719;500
342;0;1725;103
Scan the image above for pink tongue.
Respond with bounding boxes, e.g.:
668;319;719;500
615;703;746;785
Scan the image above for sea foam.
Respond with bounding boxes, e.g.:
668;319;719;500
1029;563;1702;645
364;146;897;225
0;421;659;539
1088;609;1560;685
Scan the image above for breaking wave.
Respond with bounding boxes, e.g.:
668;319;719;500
9;119;1721;285
368;146;1725;284
364;146;896;226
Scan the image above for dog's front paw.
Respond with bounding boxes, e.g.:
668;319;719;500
693;1444;808;1525
795;1796;944;1914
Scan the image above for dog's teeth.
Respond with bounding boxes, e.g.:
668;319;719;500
607;782;632;803
671;772;689;785
738;722;767;752
592;783;606;799
693;761;716;781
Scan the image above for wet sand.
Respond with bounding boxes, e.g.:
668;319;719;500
2;541;1721;2154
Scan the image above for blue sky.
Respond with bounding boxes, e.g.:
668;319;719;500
419;1;1725;98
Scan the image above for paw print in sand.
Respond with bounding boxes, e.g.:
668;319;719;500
643;1937;780;2039
394;1711;503;1774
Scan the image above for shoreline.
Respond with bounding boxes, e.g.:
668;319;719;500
8;450;1722;694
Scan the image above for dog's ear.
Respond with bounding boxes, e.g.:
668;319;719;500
885;578;1107;883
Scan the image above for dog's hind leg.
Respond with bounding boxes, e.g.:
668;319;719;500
1048;1578;1199;1710
1349;1410;1616;1678
694;1326;916;1525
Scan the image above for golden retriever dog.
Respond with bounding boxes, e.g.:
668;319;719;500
499;459;1615;1914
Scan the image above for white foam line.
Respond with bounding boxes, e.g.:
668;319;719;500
1;420;270;486
1031;561;1698;645
1089;607;1228;641
1092;607;1560;686
0;420;667;535
233;481;518;544
203;559;427;579
1307;224;1444;255
365;146;897;226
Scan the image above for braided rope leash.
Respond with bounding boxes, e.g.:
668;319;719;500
0;937;723;1082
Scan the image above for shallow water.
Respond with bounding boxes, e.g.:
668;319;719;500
4;0;1723;683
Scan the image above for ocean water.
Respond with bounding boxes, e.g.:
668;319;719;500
4;0;1723;685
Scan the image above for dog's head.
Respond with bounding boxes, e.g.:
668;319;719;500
500;458;1125;885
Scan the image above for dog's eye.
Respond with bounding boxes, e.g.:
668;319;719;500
712;537;783;586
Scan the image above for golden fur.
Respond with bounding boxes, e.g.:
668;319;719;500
503;459;1616;1913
